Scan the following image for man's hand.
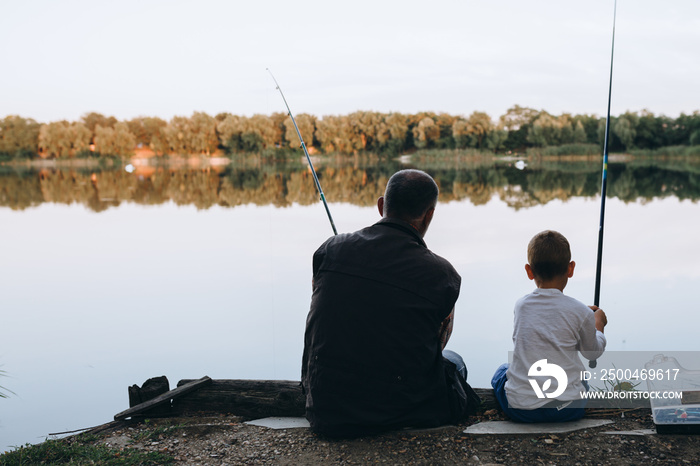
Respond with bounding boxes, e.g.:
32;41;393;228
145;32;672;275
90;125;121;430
589;305;607;333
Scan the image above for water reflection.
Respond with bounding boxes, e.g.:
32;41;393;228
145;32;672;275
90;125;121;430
2;155;699;212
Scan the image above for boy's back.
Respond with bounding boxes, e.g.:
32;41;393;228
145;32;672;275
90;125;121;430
491;230;608;423
506;288;606;410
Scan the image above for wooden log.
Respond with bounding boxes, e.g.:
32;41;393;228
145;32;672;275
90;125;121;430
172;379;498;418
129;375;169;408
474;388;497;409
115;376;212;421
128;375;170;417
173;379;306;418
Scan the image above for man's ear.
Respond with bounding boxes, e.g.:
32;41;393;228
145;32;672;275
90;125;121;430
525;264;535;280
567;261;576;278
377;196;384;217
423;207;435;227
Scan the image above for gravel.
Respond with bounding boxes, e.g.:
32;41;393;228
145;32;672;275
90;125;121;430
79;409;700;465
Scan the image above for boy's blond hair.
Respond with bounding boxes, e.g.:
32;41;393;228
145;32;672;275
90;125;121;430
527;230;571;281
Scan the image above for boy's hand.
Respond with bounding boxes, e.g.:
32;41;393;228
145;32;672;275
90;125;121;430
589;305;607;332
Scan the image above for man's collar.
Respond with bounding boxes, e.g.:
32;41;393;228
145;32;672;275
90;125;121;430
375;217;427;247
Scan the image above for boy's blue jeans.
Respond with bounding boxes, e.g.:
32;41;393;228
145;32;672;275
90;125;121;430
491;363;588;423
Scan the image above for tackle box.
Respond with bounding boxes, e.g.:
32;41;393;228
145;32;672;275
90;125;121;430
645;354;700;434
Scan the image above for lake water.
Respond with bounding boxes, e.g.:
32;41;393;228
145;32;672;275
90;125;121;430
2;154;700;450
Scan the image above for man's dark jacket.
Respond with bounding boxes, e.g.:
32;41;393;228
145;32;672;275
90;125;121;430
302;217;479;437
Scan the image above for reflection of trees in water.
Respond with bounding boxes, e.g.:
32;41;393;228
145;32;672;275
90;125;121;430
608;164;700;202
1;158;699;212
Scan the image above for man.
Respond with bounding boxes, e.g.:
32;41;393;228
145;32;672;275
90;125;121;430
301;169;479;438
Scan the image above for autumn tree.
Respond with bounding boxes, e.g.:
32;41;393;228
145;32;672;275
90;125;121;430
412;117;440;149
217;114;280;153
558;114;576;143
526;113;558;147
465;111;493;148
0;115;40;158
375;112;409;154
249;114;281;149
527;113;582;147
81;112;118;145
434;113;458;148
500;105;538;129
347;111;383;151
127;116;168;155
189;112;219;155
215;112;232;123
162;113;218;155
452;119;471;148
217;115;245;152
284;113;317;150
82;112;117;132
94;122;136;157
38;121;91;158
163;116;191;154
126;117;149;145
314;115;363;153
269;112;287;148
500;105;539;150
315;115;343;153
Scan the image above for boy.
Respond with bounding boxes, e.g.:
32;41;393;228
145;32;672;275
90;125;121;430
491;230;608;422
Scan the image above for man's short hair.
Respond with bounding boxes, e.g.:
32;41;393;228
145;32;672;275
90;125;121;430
527;230;571;280
383;169;439;221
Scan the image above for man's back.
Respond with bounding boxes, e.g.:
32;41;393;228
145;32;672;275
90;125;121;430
302;217;462;437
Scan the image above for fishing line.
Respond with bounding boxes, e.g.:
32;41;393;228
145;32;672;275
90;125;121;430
267;69;338;236
591;0;617;369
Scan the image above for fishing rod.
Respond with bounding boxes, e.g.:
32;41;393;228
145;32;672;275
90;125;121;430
267;69;338;236
591;0;617;369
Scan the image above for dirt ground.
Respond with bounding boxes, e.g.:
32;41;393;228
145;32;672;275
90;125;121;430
77;408;700;465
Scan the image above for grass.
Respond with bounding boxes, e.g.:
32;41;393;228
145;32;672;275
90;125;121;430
629;145;700;157
526;143;601;156
0;368;15;399
0;436;173;465
131;420;185;443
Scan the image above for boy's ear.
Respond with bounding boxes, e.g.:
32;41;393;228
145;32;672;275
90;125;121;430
567;261;576;278
377;196;384;217
525;264;535;280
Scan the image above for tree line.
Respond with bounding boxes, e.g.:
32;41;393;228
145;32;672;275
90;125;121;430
1;107;700;160
3;159;699;212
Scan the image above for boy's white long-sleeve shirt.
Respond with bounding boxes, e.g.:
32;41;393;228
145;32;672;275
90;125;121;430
505;288;606;410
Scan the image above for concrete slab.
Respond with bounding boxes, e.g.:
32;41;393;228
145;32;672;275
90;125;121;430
602;429;656;436
464;419;613;435
401;425;455;433
243;418;452;433
245;417;310;429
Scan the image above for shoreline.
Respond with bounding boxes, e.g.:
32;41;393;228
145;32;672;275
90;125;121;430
6;408;698;464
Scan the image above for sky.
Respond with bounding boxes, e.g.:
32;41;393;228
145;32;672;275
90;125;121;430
1;0;699;124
